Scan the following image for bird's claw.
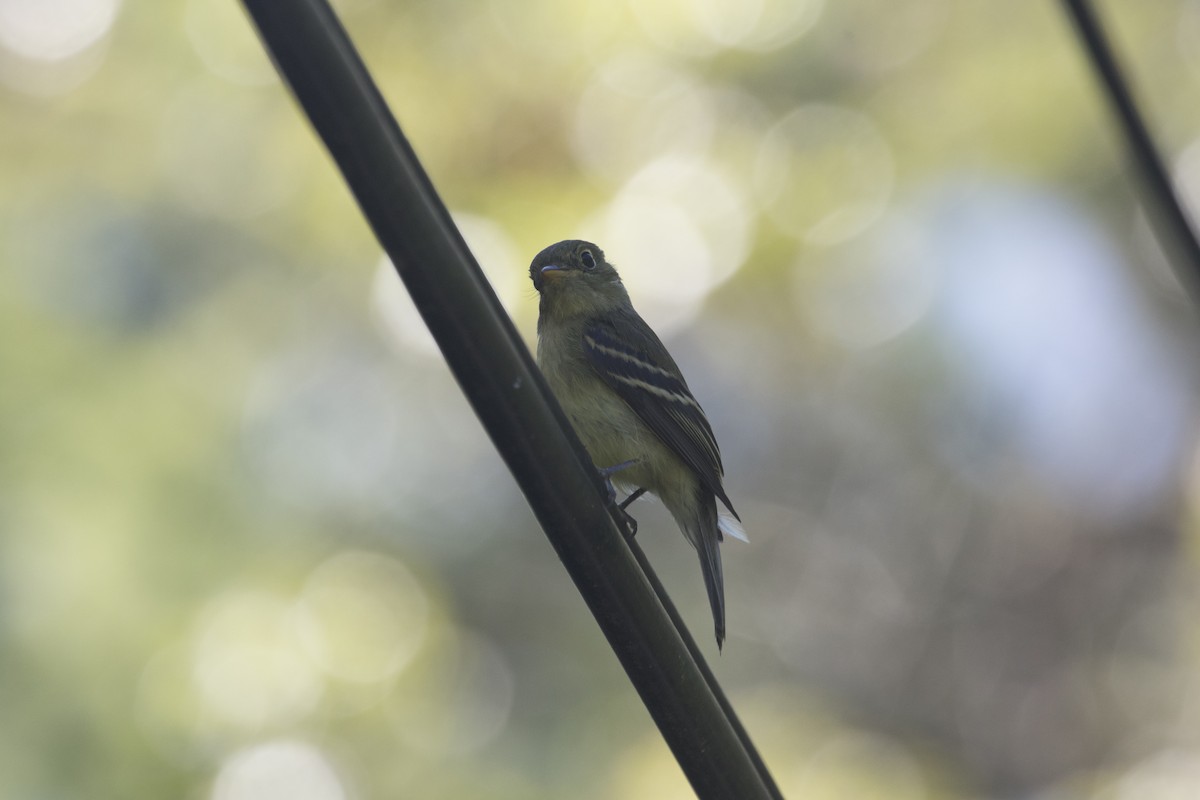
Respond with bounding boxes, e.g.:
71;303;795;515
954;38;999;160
612;504;639;539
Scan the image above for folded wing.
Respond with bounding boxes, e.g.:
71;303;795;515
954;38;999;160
582;315;739;520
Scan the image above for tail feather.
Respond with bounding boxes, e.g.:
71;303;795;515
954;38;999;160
667;488;728;650
692;491;725;650
718;511;748;543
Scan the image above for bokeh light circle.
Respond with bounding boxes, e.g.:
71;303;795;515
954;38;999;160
293;550;429;685
755;104;894;245
212;740;346;800
192;591;323;730
591;153;751;331
629;0;823;55
0;0;120;61
573;52;716;182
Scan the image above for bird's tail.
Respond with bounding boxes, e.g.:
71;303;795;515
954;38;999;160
681;490;725;650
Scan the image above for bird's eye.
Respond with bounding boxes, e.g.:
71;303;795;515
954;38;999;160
580;250;596;270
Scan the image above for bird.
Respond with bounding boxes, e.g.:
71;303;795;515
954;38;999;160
529;239;746;649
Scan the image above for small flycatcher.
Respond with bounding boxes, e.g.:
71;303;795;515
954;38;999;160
530;240;745;649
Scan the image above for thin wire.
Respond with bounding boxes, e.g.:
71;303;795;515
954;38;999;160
1061;0;1200;308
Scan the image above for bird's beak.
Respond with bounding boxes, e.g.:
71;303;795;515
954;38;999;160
540;264;568;281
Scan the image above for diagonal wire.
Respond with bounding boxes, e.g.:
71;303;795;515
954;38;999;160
626;537;782;796
1061;0;1200;308
239;1;781;797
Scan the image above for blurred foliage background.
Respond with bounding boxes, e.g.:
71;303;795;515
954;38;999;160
2;0;1200;798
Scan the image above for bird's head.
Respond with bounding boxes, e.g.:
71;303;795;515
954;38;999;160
530;240;630;320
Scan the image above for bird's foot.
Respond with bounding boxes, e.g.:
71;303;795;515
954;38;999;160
614;487;647;538
597;459;640;504
598;460;642;538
